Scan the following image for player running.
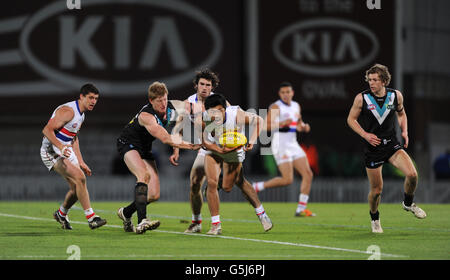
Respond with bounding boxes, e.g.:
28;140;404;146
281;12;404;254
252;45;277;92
347;64;426;233
41;83;107;230
201;93;273;235
252;82;315;217
116;82;200;234
170;69;229;233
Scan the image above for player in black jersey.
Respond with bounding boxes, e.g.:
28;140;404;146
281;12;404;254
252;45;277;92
347;64;426;233
116;81;200;234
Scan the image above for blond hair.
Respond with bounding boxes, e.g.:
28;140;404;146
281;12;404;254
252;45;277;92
365;64;391;86
148;81;168;100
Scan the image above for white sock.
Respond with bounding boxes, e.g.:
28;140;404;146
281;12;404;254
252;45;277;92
59;205;68;216
253;182;265;192
84;208;96;221
255;205;266;217
296;194;309;213
192;214;202;224
211;215;221;225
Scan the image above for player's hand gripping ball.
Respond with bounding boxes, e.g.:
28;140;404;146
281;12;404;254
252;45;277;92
219;131;247;148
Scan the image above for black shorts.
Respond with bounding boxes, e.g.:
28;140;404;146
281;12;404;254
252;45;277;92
364;137;403;169
117;138;154;161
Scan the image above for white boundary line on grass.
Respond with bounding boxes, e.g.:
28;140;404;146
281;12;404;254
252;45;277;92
73;206;450;233
0;212;408;259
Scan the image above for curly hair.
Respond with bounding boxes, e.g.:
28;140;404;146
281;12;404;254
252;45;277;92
365;64;391;86
193;68;220;90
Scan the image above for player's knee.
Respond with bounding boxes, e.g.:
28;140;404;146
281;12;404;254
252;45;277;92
281;176;294;186
74;174;86;186
222;183;233;192
148;193;160;202
405;170;418;181
305;169;314;181
370;186;383;195
206;179;218;190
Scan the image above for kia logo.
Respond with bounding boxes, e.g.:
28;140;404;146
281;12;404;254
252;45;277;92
273;18;379;76
19;0;223;95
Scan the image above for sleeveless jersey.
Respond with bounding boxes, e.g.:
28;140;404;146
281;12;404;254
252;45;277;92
360;88;398;141
188;92;215;149
205;105;245;162
41;100;85;148
205;105;244;144
272;100;300;143
118;101;175;151
187;92;215;121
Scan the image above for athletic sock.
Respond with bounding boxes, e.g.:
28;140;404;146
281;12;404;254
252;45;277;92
134;182;148;224
211;215;221;225
370;210;380;221
296;194;309;213
122;198;151;220
255;205;266;217
192;214;202;224
253;182;264;192
123;202;136;219
403;193;414;207
59;205;68;217
84;208;95;221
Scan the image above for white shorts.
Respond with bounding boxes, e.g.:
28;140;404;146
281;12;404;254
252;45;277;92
197;147;211;157
271;140;306;165
40;145;79;171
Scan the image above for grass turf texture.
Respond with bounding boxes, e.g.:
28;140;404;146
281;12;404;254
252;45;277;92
0;201;448;260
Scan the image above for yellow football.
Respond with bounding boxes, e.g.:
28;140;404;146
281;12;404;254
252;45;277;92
219;131;247;148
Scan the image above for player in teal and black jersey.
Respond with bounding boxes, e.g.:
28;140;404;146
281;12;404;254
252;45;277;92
347;64;426;233
116;82;200;234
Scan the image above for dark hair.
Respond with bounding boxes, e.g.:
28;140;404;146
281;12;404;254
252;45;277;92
193;68;220;90
365;64;391;86
80;83;99;96
279;81;293;90
204;93;227;110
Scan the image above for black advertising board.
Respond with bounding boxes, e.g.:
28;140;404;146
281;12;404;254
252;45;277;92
257;0;396;111
0;0;244;115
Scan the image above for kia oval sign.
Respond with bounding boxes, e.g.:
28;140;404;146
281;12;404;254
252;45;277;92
19;0;223;95
273;18;379;76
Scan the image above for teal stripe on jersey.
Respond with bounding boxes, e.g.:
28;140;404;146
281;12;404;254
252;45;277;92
366;91;392;117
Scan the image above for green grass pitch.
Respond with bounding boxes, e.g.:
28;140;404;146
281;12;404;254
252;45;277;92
0;201;448;260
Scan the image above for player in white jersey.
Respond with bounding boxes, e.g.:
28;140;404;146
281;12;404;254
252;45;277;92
171;69;223;233
40;84;107;230
252;82;316;217
201;94;273;235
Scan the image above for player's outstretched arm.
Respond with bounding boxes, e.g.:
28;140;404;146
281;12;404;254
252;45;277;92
139;112;200;151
